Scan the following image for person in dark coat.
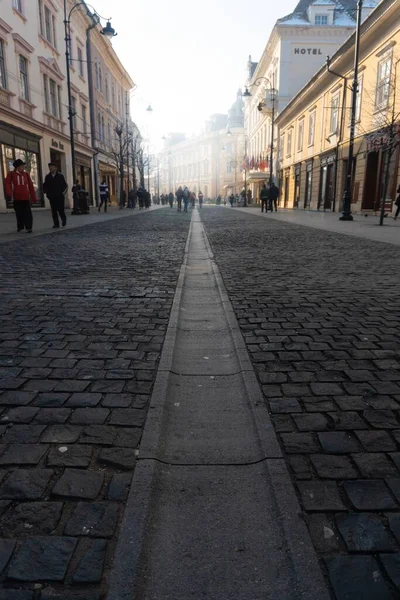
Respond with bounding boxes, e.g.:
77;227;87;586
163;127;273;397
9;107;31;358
137;187;146;210
394;185;400;220
260;184;269;213
168;192;174;208
268;183;280;212
98;180;109;212
176;186;184;212
43;162;68;228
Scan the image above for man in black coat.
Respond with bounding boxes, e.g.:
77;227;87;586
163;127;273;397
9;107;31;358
43;162;68;228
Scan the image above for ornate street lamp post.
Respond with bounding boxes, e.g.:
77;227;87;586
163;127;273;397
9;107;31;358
63;1;116;213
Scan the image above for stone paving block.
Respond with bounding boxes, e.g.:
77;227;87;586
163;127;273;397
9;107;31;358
0;469;53;500
108;409;146;427
101;393;134;408
288;456;312;480
380;553;400;591
328;412;367;430
71;538;107;583
33;393;69;407
64;503;119;537
271;414;295;432
0;444;48;466
111;427;142;449
356;430;397;452
292;413;329;431
297;481;346;511
0;590;33;599
1;424;46;444
387;514;400;544
3;502;63;536
325;555;393;600
47;446;92;468
280;433;319;453
305;514;340;553
42;426;82;444
318;432;360;454
34;409;71;424
269;398;302;413
70;408;109;425
0;407;39;424
8;537;77;581
310;454;358;479
107;473;132;501
0;540;16;574
53;381;90;393
335;513;395;552
0;392;36;406
52;469;104;500
97;447;136;470
386;479;400;503
66;393;102;407
344;480;398;510
363;410;400;429
352;453;399;478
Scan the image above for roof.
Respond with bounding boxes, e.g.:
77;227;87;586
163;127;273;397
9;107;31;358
277;0;375;25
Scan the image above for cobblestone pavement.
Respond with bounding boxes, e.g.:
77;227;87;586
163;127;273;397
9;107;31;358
0;208;190;599
201;207;400;600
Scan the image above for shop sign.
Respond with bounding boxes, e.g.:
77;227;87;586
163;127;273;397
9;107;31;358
294;48;323;55
51;138;65;150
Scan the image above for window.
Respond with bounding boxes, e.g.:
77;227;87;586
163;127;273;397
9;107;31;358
71;96;77;130
49;78;57;116
101;115;105;141
99;66;102;92
43;74;49;112
308;110;316;146
95;62;99;88
376;56;392;108
38;0;43;35
78;47;84;77
226;162;232;174
297;119;304;152
57;85;62;119
355;76;363;122
287;130;292;156
111;84;115;109
13;0;22;12
19;55;29;101
330;94;339;134
52;14;57;48
105;74;109;102
315;14;328;25
82;105;87;133
0;40;6;89
44;6;52;44
97;113;101;141
107;121;111;144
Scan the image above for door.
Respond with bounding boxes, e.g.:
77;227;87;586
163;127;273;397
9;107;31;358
293;170;301;209
284;174;290;208
362;152;379;210
318;163;334;210
304;166;312;209
318;166;327;210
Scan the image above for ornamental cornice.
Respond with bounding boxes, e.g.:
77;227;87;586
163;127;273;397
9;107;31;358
0;19;12;38
12;33;34;55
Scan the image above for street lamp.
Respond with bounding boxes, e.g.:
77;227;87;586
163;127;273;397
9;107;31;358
339;0;363;221
243;75;278;190
63;1;117;213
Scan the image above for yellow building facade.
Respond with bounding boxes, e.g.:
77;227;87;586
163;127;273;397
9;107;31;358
276;0;400;214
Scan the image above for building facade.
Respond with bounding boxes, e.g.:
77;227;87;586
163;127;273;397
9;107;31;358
244;0;380;204
276;0;400;214
0;0;135;212
159;92;245;199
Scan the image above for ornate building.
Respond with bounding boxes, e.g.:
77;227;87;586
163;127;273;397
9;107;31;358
244;0;381;203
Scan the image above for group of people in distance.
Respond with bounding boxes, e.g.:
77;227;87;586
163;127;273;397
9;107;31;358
259;182;280;213
174;187;204;212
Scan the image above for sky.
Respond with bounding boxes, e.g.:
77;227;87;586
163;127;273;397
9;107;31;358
91;0;297;147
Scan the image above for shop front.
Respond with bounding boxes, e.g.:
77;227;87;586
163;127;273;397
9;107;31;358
0;121;44;209
76;153;93;206
99;161;117;204
318;154;336;211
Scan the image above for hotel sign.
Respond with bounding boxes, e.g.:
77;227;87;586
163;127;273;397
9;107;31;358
294;48;323;55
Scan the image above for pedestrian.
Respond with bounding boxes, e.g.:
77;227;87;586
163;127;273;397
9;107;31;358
128;188;137;209
247;188;252;205
190;191;196;209
43;162;68;228
176;186;184;212
198;190;204;209
169;191;174;208
119;189;126;210
145;189;151;209
229;193;234;208
260;183;269;213
99;179;109;212
183;187;190;212
394;185;400;220
5;159;37;233
137;186;145;210
268;182;280;212
72;180;81;213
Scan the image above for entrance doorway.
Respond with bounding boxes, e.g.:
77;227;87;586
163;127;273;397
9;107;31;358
50;150;64;174
284;170;290;208
362;152;379;210
318;162;334;210
304;163;312;209
293;167;301;209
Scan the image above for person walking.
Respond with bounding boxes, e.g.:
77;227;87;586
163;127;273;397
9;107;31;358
99;180;109;212
5;159;37;233
43;162;68;228
394;185;400;220
176;186;184;212
190;191;196;209
268;182;280;212
145;189;151;209
183;187;190;212
229;193;234;208
260;183;269;213
198;190;204;209
168;191;174;208
128;188;137;209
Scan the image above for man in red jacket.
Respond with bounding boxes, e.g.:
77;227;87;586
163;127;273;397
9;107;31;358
5;159;37;233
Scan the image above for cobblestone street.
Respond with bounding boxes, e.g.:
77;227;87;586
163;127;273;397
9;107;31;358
0;209;190;599
201;207;400;600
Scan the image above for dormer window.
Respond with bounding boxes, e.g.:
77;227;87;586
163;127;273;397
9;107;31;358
315;14;328;25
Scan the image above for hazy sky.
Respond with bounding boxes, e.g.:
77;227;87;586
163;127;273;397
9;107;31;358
91;0;296;145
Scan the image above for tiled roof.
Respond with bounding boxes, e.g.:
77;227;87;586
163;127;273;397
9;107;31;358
278;0;379;24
